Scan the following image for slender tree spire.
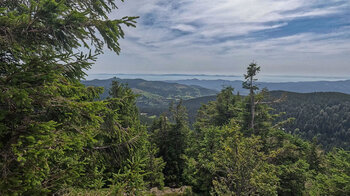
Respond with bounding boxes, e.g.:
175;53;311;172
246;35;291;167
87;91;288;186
242;62;261;132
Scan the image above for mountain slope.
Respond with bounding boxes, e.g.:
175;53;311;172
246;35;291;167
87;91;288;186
144;89;350;150
269;91;350;150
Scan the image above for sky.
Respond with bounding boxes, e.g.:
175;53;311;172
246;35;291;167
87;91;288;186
87;0;350;77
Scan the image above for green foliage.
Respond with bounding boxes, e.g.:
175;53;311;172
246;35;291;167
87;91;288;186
269;91;350;150
183;121;279;195
183;126;227;193
211;126;279;196
242;62;261;92
0;0;168;194
0;77;107;194
184;82;342;195
150;102;191;187
308;149;350;195
144;142;166;189
109;155;146;195
195;87;241;128
86;81;165;192
307;137;323;172
2;1;350;194
242;62;261;133
240;89;275;137
144;65;350;196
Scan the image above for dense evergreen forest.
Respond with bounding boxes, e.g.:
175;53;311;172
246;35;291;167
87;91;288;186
269;91;350;151
176;91;350;151
1;1;350;195
84;78;350;151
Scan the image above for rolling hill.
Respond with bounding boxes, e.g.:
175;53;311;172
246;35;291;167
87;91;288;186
81;78;218;108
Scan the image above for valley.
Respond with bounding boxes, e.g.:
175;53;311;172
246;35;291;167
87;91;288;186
83;78;350;150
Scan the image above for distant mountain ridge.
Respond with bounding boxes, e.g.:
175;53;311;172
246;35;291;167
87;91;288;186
81;77;217;108
166;79;350;95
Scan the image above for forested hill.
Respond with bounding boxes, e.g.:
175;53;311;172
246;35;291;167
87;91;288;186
82;78;350;150
82;77;217;102
167;79;350;94
269;91;350;150
178;91;350;150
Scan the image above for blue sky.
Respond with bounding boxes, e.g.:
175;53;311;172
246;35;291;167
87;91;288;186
88;0;350;77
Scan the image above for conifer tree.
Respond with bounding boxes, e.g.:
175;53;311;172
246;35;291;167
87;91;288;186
150;101;190;187
195;87;240;128
212;125;279;195
0;0;138;194
310;149;350;195
242;62;261;132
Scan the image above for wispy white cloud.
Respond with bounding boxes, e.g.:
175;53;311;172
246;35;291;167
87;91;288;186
90;0;350;76
171;24;197;32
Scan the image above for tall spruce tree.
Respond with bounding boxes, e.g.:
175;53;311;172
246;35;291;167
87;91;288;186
0;0;139;194
242;62;261;133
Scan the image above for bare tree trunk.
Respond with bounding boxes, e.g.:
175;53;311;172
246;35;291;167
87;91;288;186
250;76;255;132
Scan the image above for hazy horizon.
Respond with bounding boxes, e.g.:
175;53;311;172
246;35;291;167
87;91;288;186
85;73;350;83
